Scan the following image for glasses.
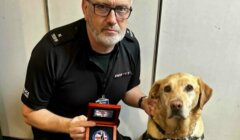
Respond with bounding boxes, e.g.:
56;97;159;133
87;0;132;20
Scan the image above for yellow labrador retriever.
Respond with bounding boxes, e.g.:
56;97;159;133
142;73;212;140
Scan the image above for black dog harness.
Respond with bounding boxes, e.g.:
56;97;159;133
142;119;204;140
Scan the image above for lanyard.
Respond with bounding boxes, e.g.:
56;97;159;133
93;48;119;100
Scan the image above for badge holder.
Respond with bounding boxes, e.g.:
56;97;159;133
86;103;121;140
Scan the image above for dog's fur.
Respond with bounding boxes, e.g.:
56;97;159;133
144;73;212;139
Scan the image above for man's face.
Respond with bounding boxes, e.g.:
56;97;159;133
83;0;132;47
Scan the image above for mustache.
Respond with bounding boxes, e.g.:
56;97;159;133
102;25;121;32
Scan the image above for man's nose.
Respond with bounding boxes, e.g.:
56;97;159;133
105;10;118;24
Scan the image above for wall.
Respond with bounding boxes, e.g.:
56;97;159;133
0;0;47;139
155;0;240;139
0;0;240;139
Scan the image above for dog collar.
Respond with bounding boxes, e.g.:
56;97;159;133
145;119;204;140
152;118;166;135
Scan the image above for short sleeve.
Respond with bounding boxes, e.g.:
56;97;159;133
21;35;56;110
127;41;141;90
123;29;141;90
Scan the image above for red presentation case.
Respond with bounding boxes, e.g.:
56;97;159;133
86;103;121;140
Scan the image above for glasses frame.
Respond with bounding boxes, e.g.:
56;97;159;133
87;0;132;20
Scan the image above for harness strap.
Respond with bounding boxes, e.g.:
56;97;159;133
142;131;204;140
152;119;166;135
148;118;204;140
142;131;158;140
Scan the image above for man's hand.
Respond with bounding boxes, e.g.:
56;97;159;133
141;97;158;116
69;115;96;140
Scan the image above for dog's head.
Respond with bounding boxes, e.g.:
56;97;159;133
149;73;213;119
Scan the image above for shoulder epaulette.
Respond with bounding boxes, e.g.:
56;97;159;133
125;28;136;42
48;20;81;46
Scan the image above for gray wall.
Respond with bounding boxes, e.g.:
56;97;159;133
0;0;240;139
156;0;240;139
0;0;47;138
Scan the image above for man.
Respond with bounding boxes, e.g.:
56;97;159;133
21;0;151;139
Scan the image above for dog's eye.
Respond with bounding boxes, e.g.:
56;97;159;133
164;85;171;92
185;84;194;92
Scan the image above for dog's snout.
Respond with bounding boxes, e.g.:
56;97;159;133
170;100;183;110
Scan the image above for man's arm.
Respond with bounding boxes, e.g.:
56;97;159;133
22;104;71;133
122;86;145;108
22;104;96;139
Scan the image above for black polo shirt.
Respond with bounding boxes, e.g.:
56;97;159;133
21;19;141;139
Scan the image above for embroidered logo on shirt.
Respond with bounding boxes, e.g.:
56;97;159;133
114;71;132;78
51;33;59;42
22;88;30;98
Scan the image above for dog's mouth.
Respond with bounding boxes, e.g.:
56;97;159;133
169;109;186;119
168;99;187;119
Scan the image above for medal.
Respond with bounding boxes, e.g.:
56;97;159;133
92;130;109;140
96;95;109;104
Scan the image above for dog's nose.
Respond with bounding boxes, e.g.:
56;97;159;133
170;100;183;110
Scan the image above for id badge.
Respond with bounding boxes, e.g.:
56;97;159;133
96;95;109;104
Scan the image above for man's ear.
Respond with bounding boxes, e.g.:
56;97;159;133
198;78;213;109
82;0;88;17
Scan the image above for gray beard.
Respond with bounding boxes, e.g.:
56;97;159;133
93;29;126;47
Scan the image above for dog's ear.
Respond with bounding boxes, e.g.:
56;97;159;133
198;78;213;109
148;81;161;116
149;81;161;99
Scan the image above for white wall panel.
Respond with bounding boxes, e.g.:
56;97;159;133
156;0;240;139
48;0;84;29
118;0;159;139
48;0;159;139
0;0;47;138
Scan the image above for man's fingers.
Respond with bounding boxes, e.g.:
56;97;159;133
69;115;96;140
70;132;85;140
77;115;87;121
75;120;96;127
70;126;86;133
71;115;96;127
